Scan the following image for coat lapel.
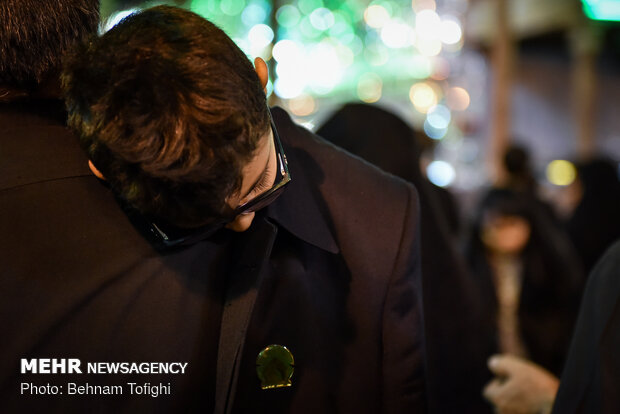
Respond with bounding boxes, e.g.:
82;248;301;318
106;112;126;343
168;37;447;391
214;217;278;414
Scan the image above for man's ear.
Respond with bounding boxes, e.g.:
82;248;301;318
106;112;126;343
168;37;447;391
254;57;269;93
88;160;106;180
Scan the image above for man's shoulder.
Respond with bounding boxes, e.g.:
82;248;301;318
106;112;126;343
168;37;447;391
271;107;420;278
0;100;90;190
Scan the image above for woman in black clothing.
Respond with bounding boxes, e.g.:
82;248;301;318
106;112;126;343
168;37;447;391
466;188;584;376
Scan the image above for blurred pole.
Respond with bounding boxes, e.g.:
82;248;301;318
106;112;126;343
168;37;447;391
570;21;601;161
488;0;514;185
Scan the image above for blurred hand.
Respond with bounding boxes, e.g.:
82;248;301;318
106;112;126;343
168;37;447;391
483;354;560;414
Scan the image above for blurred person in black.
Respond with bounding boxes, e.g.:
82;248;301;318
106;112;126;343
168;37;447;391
465;189;584;411
316;103;461;237
501;144;561;227
502;145;536;194
317;102;492;413
566;157;620;275
467;189;583;375
470;236;620;414
2;5;426;413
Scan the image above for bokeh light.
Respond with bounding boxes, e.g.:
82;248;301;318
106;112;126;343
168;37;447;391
276;5;301;28
298;0;324;15
220;0;246;16
417;38;442;56
107;0;474;188
426;104;451;129
427;160;456;187
335;42;355;67
546;160;577;186
248;24;274;49
430;56;450;80
357;72;383;103
299;15;322;38
307;40;344;94
345;34;364;55
242;3;267;26
446;86;471;111
364;5;390;28
410;82;438;113
288;94;317;116
364;44;390;66
415;9;441;39
274;76;305;99
410;55;434;78
424;118;448;139
381;20;415;48
439;17;462;45
329;11;352;37
412;0;436;12
310;7;335;31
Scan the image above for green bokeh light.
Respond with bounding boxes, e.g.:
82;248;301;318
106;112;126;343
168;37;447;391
299;15;322;38
277;5;301;27
105;0;453;110
582;0;620;22
220;0;246;16
298;0;324;15
242;4;268;26
191;0;219;17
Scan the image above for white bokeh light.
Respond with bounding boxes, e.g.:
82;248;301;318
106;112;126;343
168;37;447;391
427;161;456;187
364;5;390;28
415;9;441;39
274;76;306;99
426;104;451;129
272;39;302;62
307;41;344;94
381;20;415;49
248;24;274;49
440;17;463;45
310;8;335;31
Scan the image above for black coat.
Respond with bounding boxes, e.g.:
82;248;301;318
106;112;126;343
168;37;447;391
0;102;426;413
317;103;493;413
465;189;584;377
552;240;620;414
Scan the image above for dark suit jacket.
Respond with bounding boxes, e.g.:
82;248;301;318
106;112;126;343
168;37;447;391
0;102;426;413
316;103;492;413
552;240;620;414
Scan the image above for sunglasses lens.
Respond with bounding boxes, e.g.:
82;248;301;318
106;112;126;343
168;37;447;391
241;185;287;214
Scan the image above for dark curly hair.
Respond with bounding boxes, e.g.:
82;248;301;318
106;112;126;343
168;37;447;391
0;0;99;90
62;6;270;228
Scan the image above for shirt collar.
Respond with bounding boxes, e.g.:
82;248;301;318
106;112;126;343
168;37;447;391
265;107;339;255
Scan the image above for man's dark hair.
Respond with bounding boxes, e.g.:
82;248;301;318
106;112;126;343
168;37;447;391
0;0;99;90
62;6;270;228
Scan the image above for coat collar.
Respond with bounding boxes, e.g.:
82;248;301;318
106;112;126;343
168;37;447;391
264;107;339;255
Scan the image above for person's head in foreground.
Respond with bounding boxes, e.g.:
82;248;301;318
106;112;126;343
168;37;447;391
62;5;289;242
0;0;99;99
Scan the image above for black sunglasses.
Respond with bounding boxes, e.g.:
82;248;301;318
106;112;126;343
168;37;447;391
123;113;291;249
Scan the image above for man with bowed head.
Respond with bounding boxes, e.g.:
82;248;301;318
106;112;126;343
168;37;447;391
58;5;425;413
